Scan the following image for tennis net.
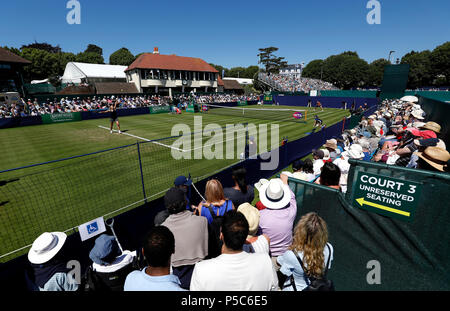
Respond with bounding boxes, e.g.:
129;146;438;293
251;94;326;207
202;104;307;122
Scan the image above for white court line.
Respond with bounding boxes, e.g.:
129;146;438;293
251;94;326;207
97;125;185;152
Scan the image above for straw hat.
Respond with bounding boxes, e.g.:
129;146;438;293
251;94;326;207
28;232;67;264
237;203;260;236
343;144;365;159
415;147;450;172
258;178;292;210
323;139;337;150
421;121;441;134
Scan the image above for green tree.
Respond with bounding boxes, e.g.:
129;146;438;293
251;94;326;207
109;47;135;66
401;50;433;89
243;66;259;79
228;67;247;78
366;58;390;87
321;53;369;89
302;59;325;80
84;44;103;56
430;41;450;86
21;42;61;54
76;51;104;64
20;48;61;82
257;47;287;73
209;63;229;78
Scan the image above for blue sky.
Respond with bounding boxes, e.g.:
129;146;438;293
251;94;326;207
1;0;449;68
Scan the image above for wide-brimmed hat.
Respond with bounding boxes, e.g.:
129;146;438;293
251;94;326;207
421;121;441;134
415;147;450;172
89;234;121;265
254;178;269;192
323;139;337;150
237;203;260;236
28;232;67;264
411;110;424;120
343;144;365;159
258;178;292;210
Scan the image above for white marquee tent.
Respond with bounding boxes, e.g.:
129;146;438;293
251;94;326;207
61;62;127;84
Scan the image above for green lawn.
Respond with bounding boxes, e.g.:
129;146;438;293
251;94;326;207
0;106;349;262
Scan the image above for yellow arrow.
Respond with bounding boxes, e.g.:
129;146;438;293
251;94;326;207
356;197;410;217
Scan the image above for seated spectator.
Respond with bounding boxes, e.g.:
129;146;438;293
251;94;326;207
223;166;255;208
414;147;450;173
407;138;446;168
195;179;234;224
84;234;137;291
315;162;341;191
190;210;278;291
26;232;79;291
323;139;340;161
258;174;297;270
312;149;325;176
124;226;186;291
161;187;209;289
237;203;270;254
154;175;193;225
277;212;333;291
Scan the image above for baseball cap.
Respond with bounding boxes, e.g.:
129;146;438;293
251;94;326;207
174;176;192;187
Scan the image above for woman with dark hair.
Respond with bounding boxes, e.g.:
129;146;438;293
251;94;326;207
315;162;341;191
223;167;254;208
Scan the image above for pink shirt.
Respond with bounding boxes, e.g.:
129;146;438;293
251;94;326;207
259;190;297;257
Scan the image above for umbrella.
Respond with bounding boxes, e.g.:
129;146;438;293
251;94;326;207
400;95;419;102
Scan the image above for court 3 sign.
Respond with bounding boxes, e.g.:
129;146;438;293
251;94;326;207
352;171;421;222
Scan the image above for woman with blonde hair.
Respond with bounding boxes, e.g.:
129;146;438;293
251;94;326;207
277;212;334;291
195;179;234;224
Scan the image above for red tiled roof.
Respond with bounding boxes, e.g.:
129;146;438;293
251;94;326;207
217;76;224;86
0;47;31;64
126;53;218;73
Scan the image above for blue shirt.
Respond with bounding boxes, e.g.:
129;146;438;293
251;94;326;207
124;268;186;291
199;200;233;224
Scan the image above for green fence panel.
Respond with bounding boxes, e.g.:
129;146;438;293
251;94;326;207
405;91;450;103
418;96;450;148
149;106;170;114
41;112;82;124
287;159;450;290
237;100;248;106
186;104;200;113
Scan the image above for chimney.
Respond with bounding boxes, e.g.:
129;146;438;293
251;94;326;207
153;47;159;55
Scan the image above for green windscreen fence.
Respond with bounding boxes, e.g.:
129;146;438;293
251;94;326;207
418;96;450;148
288;159;450;290
318;90;377;98
380;64;410;100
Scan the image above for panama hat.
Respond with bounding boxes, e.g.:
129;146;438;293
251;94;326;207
254;178;269;192
415;147;450;172
421;121;441;134
258;178;292;210
237;203;260;236
28;232;67;264
323;139;337;150
343;144;365;159
411;110;424;120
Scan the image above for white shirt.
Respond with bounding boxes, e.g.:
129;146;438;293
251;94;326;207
190;251;278;291
313;159;324;176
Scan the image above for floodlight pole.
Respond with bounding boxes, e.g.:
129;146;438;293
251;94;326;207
388;51;395;63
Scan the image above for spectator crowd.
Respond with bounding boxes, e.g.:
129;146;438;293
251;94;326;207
259;72;338;93
18;95;450;292
0;93;261;119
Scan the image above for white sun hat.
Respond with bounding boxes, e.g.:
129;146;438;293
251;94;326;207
343;144;365;159
322;149;331;161
28;232;67;264
258;178;292;210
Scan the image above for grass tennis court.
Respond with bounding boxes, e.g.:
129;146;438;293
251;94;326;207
0;105;350;262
